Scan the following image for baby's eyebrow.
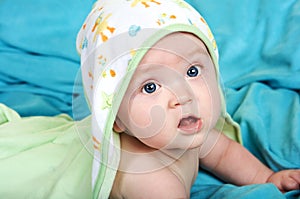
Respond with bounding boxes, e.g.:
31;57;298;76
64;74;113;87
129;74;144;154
181;50;210;66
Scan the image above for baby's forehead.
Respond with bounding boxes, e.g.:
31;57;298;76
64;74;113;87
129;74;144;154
139;32;210;65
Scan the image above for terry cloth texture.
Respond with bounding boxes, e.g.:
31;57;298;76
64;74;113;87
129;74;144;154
0;104;93;198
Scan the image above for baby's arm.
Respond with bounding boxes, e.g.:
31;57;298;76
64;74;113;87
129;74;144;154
200;130;300;192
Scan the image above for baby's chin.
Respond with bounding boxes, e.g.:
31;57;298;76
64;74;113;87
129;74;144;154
158;135;205;151
134;127;207;151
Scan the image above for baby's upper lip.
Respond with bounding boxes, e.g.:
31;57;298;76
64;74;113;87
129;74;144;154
178;115;203;134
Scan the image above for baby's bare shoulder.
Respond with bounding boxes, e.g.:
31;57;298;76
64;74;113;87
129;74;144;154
110;133;194;199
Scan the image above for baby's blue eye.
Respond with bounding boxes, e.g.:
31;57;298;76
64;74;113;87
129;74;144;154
187;65;201;77
142;82;160;94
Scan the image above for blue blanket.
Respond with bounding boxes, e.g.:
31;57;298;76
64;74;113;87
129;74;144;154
0;0;93;119
0;0;299;198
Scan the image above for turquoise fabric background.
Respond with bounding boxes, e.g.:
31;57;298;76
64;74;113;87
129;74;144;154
0;0;93;118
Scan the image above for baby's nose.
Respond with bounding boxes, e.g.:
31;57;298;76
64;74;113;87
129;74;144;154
169;95;192;108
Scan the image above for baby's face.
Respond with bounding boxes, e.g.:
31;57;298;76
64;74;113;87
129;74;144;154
115;32;221;150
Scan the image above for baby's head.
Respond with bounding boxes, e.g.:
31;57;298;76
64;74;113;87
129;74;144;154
76;0;227;194
113;32;222;150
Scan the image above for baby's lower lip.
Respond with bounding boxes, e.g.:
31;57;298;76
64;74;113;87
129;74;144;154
178;116;203;134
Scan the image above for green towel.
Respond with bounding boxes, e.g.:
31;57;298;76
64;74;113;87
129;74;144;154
0;104;93;199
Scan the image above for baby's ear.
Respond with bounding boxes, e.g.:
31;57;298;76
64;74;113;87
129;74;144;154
113;117;125;133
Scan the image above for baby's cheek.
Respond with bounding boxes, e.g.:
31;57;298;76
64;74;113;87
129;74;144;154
208;89;222;130
129;102;167;140
130;106;152;128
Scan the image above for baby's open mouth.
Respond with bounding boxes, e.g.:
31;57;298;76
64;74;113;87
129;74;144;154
178;116;203;134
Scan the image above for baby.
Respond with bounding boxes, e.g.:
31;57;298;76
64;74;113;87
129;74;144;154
76;0;300;198
110;32;300;199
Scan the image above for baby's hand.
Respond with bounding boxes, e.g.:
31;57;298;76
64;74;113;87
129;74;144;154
267;170;300;192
